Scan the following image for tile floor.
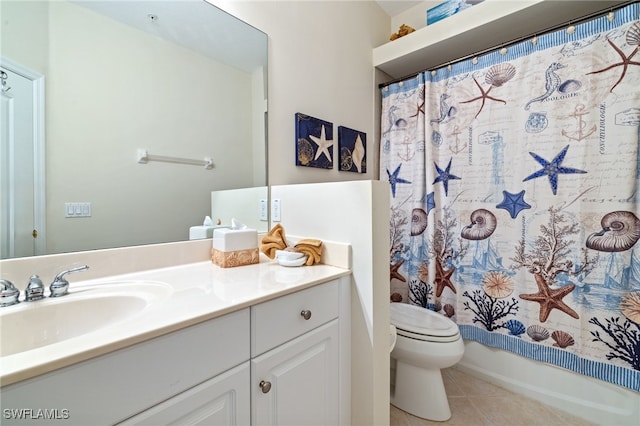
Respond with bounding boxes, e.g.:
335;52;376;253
390;367;593;426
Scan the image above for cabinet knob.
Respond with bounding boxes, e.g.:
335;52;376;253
259;380;272;393
300;310;312;320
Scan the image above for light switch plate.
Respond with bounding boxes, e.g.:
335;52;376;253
64;202;92;218
259;199;268;221
271;198;281;222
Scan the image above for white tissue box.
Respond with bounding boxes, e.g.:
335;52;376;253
212;228;258;252
211;228;259;268
189;226;215;240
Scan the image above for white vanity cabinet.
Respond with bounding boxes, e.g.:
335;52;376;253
1;277;349;426
250;280;340;426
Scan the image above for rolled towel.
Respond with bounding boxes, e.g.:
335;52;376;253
294;239;323;266
261;224;287;258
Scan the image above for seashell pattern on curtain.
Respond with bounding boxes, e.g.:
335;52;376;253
380;3;640;391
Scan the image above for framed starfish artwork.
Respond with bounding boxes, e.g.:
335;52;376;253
338;126;366;173
295;113;333;169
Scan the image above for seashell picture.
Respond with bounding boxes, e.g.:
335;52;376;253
295;113;334;169
585;210;640;252
503;319;526;337
484;63;516;87
338;126;367;173
410;208;428;236
526;325;550;342
461;209;497;240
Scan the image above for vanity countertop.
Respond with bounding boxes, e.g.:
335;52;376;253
0;259;350;387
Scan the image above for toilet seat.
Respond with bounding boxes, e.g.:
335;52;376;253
390;303;460;343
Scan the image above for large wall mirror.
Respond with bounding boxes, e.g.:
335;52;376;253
1;0;268;259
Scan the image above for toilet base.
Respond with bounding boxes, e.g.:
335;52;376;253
391;360;451;421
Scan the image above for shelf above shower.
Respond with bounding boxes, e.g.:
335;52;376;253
373;0;627;79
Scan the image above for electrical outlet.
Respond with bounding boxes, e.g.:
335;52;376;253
259;199;268;221
271;198;281;222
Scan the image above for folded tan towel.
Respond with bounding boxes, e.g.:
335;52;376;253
294;239;323;266
260;224;287;258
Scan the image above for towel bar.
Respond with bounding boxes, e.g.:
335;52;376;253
137;149;214;169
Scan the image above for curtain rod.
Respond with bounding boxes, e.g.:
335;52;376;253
378;0;636;89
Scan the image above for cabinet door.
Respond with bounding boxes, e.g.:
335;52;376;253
252;320;339;426
118;362;250;426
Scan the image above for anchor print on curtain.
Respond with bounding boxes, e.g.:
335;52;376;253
380;3;640;391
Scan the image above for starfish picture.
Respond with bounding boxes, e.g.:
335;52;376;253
308;124;333;162
390;259;406;282
523;145;587;195
460;77;507;119
496;190;531;219
433;158;461;196
519;274;579;322
586;24;640;93
387;164;411;198
434;259;456;297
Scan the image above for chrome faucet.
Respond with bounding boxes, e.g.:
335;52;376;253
25;275;45;301
50;265;90;298
0;279;20;307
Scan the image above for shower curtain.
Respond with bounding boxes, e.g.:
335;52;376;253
380;3;640;391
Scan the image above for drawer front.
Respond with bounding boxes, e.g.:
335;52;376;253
251;280;339;357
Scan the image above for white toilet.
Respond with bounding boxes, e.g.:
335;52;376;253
390;302;464;421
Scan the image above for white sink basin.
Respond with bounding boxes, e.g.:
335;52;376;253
0;281;171;357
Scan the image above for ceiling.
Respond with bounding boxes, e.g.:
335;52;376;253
71;0;266;73
375;0;424;17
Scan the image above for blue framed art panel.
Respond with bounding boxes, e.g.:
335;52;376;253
295;113;334;169
338;126;366;173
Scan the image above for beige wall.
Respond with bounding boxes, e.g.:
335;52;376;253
210;0;391;186
0;1;49;73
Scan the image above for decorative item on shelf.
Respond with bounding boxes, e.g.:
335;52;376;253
294;239;323;266
427;0;485;26
295;112;334;169
211;219;259;268
261;223;288;258
338;126;366;173
260;224;323;266
390;24;415;41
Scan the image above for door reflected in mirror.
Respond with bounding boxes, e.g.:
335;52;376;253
0;0;268;259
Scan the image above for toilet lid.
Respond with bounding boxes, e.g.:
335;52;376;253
390;303;459;339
